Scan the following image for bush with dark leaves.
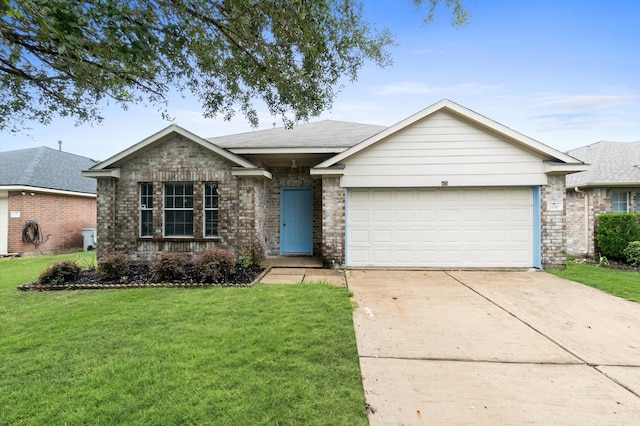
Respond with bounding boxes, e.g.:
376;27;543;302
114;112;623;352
194;248;237;283
38;260;82;285
150;252;188;282
98;252;131;281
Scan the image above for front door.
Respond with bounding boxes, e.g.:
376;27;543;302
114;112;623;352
280;187;313;255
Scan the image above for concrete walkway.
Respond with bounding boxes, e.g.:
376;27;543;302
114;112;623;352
348;270;640;425
258;256;346;286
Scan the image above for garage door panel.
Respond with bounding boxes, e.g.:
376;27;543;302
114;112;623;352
396;230;415;243
347;188;533;268
373;230;392;242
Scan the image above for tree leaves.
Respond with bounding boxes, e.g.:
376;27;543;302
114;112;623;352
0;0;466;131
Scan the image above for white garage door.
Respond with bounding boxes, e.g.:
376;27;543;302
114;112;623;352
347;188;534;268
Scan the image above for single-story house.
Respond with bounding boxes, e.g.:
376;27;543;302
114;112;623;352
565;141;640;257
83;99;587;269
0;146;98;255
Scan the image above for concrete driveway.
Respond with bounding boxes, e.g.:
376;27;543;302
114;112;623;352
348;270;640;425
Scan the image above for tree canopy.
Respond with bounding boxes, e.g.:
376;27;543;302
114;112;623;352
0;0;467;131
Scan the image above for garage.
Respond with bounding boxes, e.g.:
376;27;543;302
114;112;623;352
347;187;535;268
311;99;588;269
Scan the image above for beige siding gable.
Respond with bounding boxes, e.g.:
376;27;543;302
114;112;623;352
341;111;548;188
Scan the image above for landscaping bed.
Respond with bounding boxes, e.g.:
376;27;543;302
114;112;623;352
18;263;265;291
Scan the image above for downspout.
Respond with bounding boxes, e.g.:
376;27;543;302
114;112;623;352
574;187;589;256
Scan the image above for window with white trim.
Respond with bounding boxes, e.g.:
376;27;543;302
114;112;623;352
164;183;194;237
140;183;153;237
612;192;629;213
204;182;219;237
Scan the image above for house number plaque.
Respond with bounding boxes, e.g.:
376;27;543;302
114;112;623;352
547;202;563;211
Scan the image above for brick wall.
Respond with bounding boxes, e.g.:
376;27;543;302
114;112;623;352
541;174;567;269
95;135;248;261
320;177;345;266
8;191;96;254
566;189;587;256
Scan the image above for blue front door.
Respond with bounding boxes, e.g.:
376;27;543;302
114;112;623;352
281;187;313;255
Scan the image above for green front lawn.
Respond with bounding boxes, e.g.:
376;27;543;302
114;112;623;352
0;254;367;425
549;261;640;303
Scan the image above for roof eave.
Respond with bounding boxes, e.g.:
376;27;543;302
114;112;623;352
82;168;121;179
544;161;590;175
572;181;640;189
309;165;346;177
0;185;96;197
231;168;273;179
228;147;349;155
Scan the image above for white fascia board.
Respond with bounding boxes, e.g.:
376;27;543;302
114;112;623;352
90;124;259;170
316;99;585;168
573;182;640;189
544;161;590;175
82;168;121;179
231;168;273;179
309;167;345;177
228;147;348;155
0;185;96;198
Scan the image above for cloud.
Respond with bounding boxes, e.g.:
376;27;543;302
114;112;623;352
537;94;635;110
373;81;503;96
410;48;445;55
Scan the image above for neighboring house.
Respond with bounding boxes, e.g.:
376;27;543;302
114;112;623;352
83;99;587;269
565;141;640;257
0;147;98;255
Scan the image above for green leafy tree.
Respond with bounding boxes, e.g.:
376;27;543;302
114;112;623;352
0;0;467;131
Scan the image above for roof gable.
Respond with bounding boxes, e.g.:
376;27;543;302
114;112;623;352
0;146;97;194
566;140;640;187
88;124;259;171
314;99;584;169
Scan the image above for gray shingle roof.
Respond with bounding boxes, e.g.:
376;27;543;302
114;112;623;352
208;119;386;149
0;146;98;194
566;141;640;187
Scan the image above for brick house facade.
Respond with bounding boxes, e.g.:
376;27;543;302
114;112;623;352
565;141;640;257
84;100;587;269
1;147;97;255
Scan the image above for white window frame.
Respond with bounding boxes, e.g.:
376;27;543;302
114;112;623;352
612;191;629;213
163;182;194;237
204;182;219;238
139;182;153;237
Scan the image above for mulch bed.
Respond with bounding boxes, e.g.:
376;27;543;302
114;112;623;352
18;264;266;292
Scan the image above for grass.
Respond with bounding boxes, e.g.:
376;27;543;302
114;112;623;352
549;261;640;303
0;253;367;425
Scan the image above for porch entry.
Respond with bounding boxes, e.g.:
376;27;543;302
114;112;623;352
280;187;313;255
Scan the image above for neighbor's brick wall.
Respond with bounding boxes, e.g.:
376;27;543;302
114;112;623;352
95;135;249;262
8;191;96;254
565;189;587;256
541;174;566;269
321;177;345;266
565;187;617;257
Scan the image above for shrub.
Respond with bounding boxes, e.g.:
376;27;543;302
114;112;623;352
151;252;188;282
194;248;237;283
98;252;131;281
237;246;254;268
38;260;82;285
596;213;640;260
623;241;640;267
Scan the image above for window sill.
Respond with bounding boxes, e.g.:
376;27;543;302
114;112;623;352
137;237;220;242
